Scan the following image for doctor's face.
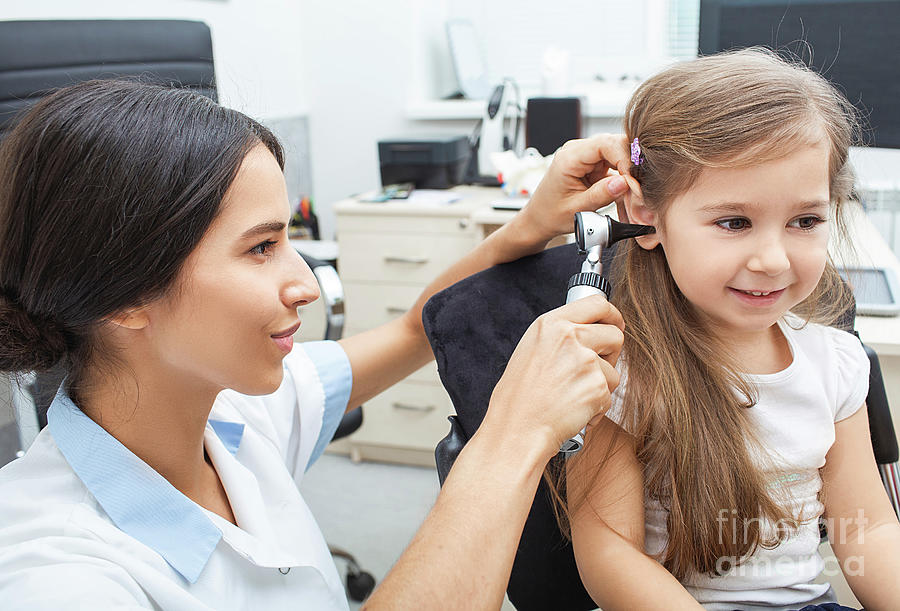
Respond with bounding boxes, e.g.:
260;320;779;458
145;144;319;395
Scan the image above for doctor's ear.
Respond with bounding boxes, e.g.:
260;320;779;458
623;190;661;250
106;307;150;331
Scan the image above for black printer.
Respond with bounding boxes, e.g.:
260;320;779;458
378;135;470;189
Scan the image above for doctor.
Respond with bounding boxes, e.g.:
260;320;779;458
0;79;628;610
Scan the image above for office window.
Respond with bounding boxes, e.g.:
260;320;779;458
669;0;701;58
444;0;691;88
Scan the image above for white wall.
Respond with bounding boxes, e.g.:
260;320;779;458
4;1;898;240
298;1;474;239
296;1;660;239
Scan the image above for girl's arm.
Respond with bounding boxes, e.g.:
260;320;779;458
339;134;631;410
568;417;704;610
821;404;900;609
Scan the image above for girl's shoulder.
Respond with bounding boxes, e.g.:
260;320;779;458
780;313;866;363
781;313;870;421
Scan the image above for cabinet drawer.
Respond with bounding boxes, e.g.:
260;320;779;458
350;380;455;451
343;282;423;330
338;213;474;235
337;233;476;284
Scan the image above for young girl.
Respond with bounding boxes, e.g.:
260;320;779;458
0;79;628;609
559;49;900;610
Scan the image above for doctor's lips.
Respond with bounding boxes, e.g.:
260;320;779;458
271;321;301;353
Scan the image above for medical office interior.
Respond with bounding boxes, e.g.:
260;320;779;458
1;0;900;609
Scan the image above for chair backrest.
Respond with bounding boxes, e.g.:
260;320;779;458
423;242;603;611
422;241;897;609
0;19;216;139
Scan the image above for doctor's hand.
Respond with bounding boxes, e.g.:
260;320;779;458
480;294;625;459
510;133;631;250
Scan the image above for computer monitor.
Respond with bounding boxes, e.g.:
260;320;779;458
699;0;900;149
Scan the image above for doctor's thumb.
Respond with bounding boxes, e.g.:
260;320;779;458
582;174;628;211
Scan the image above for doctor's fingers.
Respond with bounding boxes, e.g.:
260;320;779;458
583;166;618;186
547;294;625;331
564;351;618;420
555;133;630;180
576;172;630;212
574;323;625;369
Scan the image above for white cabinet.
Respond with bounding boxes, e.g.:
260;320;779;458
331;188;499;466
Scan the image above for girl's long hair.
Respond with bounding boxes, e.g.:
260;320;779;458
547;48;860;580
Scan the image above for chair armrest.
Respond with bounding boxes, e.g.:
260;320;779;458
435;415;468;486
863;343;899;464
297;252;344;342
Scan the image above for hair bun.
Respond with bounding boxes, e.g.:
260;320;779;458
0;291;68;372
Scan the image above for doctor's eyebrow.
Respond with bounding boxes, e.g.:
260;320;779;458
240;221;286;239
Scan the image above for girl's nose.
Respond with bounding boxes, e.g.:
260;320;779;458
746;235;791;276
282;248;320;309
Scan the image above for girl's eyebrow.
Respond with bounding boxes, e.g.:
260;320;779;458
240;221;285;240
699;200;829;214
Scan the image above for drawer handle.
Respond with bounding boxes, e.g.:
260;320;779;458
392;402;436;413
386;306;407;315
384;255;429;265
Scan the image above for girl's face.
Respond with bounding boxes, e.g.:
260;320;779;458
140;144;319;395
628;142;832;345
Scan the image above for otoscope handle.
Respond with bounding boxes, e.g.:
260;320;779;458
559;272;608;456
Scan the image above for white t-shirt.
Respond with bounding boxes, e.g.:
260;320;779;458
0;341;353;610
604;315;870;610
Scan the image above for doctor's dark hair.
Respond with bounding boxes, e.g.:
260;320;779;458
0;79;283;397
548;48;861;580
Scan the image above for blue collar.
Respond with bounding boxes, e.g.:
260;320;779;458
47;386;245;583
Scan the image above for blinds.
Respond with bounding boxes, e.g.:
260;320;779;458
668;0;701;59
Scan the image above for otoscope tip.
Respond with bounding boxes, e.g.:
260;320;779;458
608;218;655;245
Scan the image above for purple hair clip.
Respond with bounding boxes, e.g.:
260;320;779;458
630;137;643;166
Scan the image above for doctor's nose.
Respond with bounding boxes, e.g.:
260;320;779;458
746;236;791;276
282;249;321;309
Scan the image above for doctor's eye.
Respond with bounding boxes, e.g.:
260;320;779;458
716;217;750;232
250;240;278;256
789;215;826;231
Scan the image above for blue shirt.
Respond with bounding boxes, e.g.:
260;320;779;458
0;341;353;610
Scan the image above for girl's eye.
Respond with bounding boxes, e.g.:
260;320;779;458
716;217;750;231
790;215;825;231
250;240;278;256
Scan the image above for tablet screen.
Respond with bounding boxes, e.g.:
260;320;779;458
842;268;894;304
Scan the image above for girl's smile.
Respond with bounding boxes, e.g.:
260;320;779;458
728;287;786;307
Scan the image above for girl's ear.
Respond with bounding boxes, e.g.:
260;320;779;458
623;189;661;250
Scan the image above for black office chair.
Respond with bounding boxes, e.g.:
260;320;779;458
0;19;217;137
421;242;900;611
0;18;376;603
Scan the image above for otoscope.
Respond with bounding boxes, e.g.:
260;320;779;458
559;211;655;456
